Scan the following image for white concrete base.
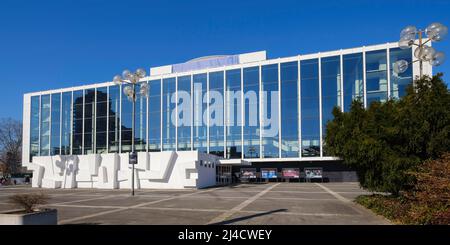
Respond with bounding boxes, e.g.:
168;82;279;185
0;209;57;225
24;151;219;189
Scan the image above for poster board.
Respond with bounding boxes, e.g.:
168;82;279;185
282;168;300;179
240;168;257;179
261;168;278;179
304;168;323;179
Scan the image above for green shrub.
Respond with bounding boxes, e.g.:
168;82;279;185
326;74;450;195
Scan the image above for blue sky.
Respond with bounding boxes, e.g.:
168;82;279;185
0;0;449;120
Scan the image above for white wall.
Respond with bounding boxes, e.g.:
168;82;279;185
24;151;219;189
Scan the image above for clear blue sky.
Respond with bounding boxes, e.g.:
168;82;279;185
0;0;449;120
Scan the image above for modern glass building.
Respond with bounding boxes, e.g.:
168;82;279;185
22;42;429;179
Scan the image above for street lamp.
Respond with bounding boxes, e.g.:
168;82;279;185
113;68;149;196
394;22;447;78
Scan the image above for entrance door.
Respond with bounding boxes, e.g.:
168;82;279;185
216;165;232;185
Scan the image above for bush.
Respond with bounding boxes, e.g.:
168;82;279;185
356;153;450;225
325;74;450;195
8;193;50;213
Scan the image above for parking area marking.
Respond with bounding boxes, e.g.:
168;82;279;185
58;188;217;224
315;183;350;203
206;183;280;224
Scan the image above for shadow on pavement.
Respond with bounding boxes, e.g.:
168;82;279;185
209;209;287;225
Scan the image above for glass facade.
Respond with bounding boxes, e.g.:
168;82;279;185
208;71;225;157
390;48;413;99
366;50;388;105
96;87;108;153
301;59;320;157
39;95;50;156
343;53;364;111
193;74;208;153
72;90;83;155
61;92;71;155
280;62;299;158
148;79;161;152
162;78;176;151
261;64;279;158
321;56;341;156
30;96;40;159
27;46;415;161
243;67;260;158
177;76;192;151
50;93;61;155
84;89;95;154
108;85;120;153
225;69;242;159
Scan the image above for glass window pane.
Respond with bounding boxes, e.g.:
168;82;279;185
208;71;224;157
301;59;320;157
162;78;176;151
40;94;50;156
148;79;161;152
50;93;61;155
226;69;242;159
243;66;260;158
72;90;83;155
30;96;40;160
366;49;388;105
96;87;108;153
321;56;341;156
108;85;120;153
84;89;95;154
177;76;191;151
281;62;299;158
343;53;364;112
193;74;207;153
261;64;279;158
390;48;413;99
61;92;71;155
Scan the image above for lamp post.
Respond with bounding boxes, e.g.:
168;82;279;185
113;69;148;196
394;23;447;79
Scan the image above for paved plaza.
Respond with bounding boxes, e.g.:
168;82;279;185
0;182;389;225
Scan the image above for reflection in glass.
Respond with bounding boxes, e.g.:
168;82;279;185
366;50;388;105
61;92;71;155
72;90;83;155
84;89;95;154
243;67;260;158
343;53;364;111
135;83;148;151
225;69;242;159
390;48;413;99
321;56;341;156
30;96;40;159
280;62;299;158
50;93;61;155
96;87;108;153
193;74;207;153
108;86;120;153
261;64;279;158
40;94;50;156
148;79;161;152
209;71;224;157
301;59;320;157
177;76;192;151
163;78;176;151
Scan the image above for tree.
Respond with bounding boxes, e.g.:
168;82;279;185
325;74;450;195
0;118;22;175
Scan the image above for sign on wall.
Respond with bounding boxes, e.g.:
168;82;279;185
240;168;257;179
261;168;278;179
282;168;300;179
